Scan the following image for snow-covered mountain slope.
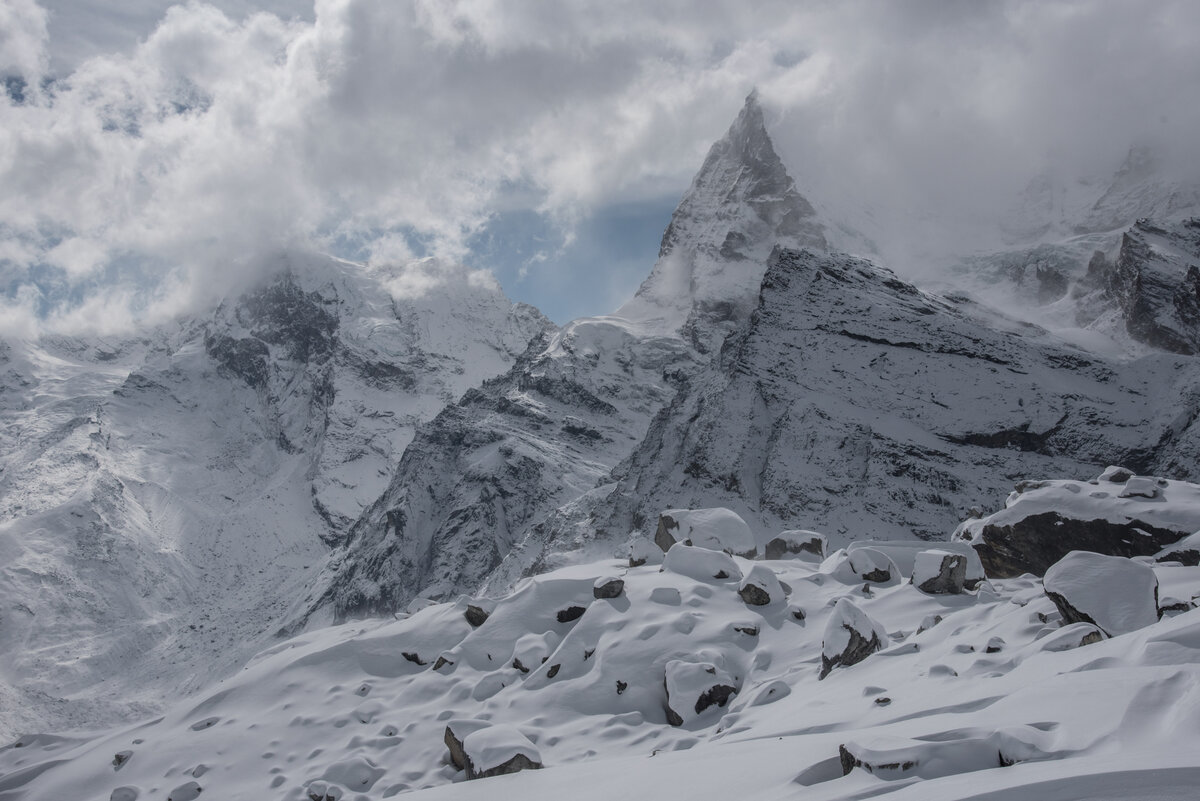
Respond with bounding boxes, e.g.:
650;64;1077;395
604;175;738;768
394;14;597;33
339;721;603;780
5;485;1200;801
305;93;824;621
1002;145;1200;245
497;246;1200;578
0;254;547;738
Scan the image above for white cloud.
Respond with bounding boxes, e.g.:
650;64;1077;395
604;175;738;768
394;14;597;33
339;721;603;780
1;0;1197;333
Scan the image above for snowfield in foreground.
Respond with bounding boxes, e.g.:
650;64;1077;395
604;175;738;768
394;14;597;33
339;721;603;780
4;483;1200;801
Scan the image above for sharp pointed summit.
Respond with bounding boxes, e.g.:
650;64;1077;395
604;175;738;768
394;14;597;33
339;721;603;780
617;91;827;348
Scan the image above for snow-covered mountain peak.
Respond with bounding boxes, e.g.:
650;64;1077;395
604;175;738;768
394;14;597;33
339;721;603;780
617;92;827;347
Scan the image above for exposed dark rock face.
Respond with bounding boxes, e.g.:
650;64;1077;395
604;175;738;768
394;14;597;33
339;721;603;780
969;513;1187;578
1101;219;1200;354
466;752;542;780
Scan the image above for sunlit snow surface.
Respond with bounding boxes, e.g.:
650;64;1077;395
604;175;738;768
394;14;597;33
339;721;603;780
4;543;1198;800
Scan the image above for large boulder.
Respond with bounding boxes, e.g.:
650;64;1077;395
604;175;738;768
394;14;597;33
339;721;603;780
1043;551;1161;637
820;598;887;679
954;470;1200;577
655;508;757;558
460;725;543;780
765;530;826;561
911;550;968;595
663;660;738;726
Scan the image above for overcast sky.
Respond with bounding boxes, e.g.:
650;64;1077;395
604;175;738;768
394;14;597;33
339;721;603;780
2;0;1198;334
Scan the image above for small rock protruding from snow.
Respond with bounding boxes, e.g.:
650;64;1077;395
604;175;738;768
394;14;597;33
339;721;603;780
663;543;743;583
555;605;587;623
916;614;943;635
443;719;492;771
738;565;784;606
593;576;625;599
663;660;739;726
911;550;968;595
460;725;543;780
1043;551;1161;637
110;788;139;801
628;537;663;567
463;604;490;628
821;598;888;679
654;508;757;558
112;750;132;769
764;530;826;561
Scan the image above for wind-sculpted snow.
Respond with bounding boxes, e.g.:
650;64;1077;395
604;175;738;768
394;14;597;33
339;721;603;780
5;509;1200;801
0;254;547;737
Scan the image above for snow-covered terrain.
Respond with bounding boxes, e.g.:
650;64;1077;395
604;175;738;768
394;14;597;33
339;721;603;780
4;488;1200;800
0;253;547;737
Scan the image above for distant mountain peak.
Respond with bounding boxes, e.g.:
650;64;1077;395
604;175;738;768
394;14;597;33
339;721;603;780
618;91;826;345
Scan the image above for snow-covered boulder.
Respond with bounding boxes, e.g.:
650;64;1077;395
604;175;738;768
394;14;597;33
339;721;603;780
848;541;985;589
444;719;492;771
460;725;543;780
764;530;826;561
738;565;784;606
663;660;738;726
1043;551;1161;637
911;549;968;595
838;727;1054;780
662;543;743;583
954;471;1200;577
628;537;663;567
824;547;899;585
654;508;757;558
820;598;888;679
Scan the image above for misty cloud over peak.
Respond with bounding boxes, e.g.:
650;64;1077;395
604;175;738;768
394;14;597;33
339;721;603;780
1;0;1197;333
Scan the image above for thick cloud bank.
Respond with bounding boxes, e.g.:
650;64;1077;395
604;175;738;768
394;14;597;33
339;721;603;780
1;0;1197;333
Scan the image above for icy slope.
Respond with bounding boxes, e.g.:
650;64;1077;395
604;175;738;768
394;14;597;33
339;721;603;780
308;93;824;620
0;253;547;738
5;490;1200;801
